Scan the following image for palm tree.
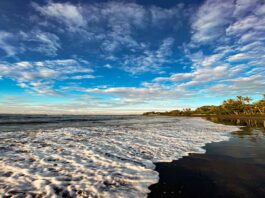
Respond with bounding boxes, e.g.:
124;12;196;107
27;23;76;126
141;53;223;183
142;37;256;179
223;99;235;105
236;96;244;104
244;96;252;104
255;100;265;115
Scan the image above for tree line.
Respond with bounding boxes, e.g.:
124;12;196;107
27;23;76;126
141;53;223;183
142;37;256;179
143;95;265;116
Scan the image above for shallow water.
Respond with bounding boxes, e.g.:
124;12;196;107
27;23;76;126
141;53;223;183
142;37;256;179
149;119;265;198
0;115;239;197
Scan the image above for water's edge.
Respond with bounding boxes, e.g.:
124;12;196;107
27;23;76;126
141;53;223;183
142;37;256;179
0;116;239;197
148;118;265;197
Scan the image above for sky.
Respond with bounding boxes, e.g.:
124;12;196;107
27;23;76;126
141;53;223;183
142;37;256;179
0;0;265;114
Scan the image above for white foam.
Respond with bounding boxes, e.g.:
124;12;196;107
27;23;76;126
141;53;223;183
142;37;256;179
0;117;239;197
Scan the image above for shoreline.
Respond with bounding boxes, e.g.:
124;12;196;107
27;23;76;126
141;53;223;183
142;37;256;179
1;115;264;197
148;118;265;198
143;114;265;120
143;115;265;128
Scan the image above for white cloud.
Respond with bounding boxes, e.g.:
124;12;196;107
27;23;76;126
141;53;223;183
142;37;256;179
228;74;262;83
0;31;17;56
32;1;185;74
183;0;265;98
0;59;94;95
239;31;265;44
33;1;86;31
154;73;193;82
33;1;146;49
255;3;265;15
205;74;265;96
150;4;184;25
19;30;61;57
201;53;224;67
153;64;229;89
227;53;250;62
233;0;259;17
226;15;258;36
191;0;234;44
123;37;175;74
84;85;186;107
239;41;264;52
70;75;96;80
81;63;238;107
31;31;61;56
104;64;112;69
0;30;61;57
191;0;264;45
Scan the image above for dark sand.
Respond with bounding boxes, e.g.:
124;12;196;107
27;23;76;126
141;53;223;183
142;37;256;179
149;122;265;198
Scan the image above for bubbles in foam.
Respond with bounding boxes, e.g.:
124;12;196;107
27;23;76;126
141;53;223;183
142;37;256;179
0;117;239;197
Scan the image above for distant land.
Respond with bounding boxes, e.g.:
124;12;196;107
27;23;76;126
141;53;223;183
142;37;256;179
143;95;265;119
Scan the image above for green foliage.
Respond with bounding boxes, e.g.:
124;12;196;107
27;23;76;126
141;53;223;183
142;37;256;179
143;95;265;116
195;105;218;115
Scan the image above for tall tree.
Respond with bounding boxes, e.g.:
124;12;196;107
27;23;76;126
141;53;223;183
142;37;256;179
244;97;252;104
236;96;244;104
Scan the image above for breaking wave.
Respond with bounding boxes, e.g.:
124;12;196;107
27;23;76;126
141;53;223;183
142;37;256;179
0;117;239;197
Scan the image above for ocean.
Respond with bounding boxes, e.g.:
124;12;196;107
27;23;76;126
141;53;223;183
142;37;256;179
0;115;239;197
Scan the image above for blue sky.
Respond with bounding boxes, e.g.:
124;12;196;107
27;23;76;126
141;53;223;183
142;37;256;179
0;0;265;114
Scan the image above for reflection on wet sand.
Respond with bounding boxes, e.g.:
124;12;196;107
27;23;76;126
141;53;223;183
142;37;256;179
149;117;265;198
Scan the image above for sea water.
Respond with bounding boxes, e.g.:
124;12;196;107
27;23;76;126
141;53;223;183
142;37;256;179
0;115;239;197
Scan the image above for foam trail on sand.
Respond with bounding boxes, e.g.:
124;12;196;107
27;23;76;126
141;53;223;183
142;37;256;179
0;117;239;197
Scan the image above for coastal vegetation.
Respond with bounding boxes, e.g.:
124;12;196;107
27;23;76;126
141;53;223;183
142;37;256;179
143;95;265;117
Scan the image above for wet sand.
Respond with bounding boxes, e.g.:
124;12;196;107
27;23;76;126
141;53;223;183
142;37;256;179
149;125;265;198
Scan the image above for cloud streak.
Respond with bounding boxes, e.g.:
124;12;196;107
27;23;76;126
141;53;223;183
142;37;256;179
0;59;94;95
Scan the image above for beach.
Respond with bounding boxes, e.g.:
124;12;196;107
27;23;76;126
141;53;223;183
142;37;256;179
149;119;265;198
0;115;241;197
1;0;265;197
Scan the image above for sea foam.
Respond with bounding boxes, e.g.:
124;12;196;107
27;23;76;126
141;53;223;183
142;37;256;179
0;117;239;197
